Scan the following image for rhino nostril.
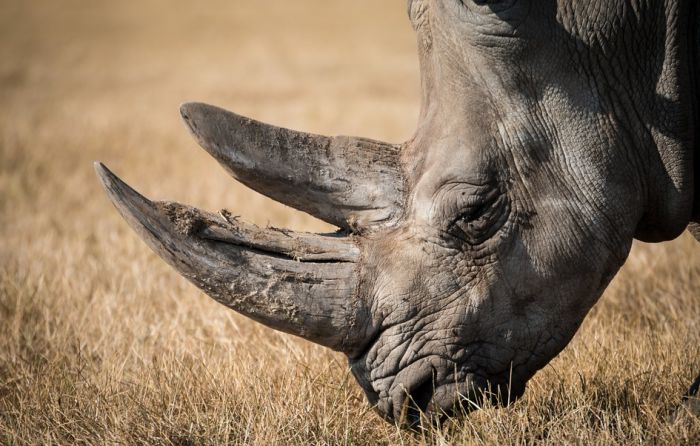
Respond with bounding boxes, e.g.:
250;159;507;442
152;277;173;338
405;377;435;427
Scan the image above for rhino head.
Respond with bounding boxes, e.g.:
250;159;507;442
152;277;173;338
96;0;699;427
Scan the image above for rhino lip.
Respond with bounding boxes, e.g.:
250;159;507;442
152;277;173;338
391;370;524;428
94;162;365;353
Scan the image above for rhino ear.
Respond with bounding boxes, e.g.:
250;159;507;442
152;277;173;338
179;102;405;232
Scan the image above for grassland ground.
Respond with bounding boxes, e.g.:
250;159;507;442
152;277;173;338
0;1;699;444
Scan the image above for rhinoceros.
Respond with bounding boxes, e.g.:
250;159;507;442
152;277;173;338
96;0;700;427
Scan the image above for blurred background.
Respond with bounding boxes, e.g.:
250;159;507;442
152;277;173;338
0;0;418;230
1;1;698;444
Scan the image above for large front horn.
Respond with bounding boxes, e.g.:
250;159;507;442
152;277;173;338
95;163;367;354
179;102;404;232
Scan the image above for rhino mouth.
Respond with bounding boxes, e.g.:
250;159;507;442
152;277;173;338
385;374;522;428
360;351;526;427
401;376;525;428
352;335;534;427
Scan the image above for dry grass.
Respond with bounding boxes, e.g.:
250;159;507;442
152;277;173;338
0;1;699;444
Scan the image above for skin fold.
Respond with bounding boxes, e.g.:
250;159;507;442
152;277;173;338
96;0;698;427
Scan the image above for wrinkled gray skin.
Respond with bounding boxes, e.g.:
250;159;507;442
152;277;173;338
96;0;700;427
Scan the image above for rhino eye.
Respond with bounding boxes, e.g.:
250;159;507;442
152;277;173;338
448;191;507;246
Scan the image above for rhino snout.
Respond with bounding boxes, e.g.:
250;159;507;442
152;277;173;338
357;354;526;428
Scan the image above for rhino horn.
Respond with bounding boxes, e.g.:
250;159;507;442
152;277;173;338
94;162;366;354
179;102;404;232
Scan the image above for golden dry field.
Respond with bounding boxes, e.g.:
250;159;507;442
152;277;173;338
1;1;699;444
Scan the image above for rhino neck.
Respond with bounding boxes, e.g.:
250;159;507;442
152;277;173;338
615;1;697;242
550;0;697;242
691;0;700;226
